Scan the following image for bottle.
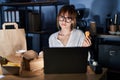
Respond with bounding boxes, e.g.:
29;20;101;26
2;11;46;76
109;18;116;33
114;14;118;25
89;20;96;35
106;14;111;33
113;13;118;31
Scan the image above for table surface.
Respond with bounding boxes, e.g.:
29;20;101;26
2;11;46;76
0;66;107;80
0;56;107;80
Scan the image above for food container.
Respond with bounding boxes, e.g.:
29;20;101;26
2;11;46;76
1;66;20;75
1;62;21;75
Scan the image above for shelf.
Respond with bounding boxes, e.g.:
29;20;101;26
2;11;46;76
0;1;68;6
0;1;69;51
97;34;120;39
27;31;54;34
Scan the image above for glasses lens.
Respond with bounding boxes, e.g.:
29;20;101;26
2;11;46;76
66;17;72;23
59;16;64;21
59;16;72;23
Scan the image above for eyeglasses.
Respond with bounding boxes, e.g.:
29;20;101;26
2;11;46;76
59;15;72;23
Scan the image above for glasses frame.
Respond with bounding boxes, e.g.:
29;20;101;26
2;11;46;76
59;15;72;23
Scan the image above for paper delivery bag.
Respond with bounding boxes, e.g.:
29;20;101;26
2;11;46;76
0;22;27;63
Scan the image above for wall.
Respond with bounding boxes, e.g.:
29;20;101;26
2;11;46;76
70;0;119;33
41;0;120;33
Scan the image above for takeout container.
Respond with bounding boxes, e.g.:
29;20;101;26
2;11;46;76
0;50;39;75
1;61;21;75
1;66;20;75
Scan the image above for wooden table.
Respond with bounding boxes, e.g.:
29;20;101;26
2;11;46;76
0;55;107;80
0;66;107;80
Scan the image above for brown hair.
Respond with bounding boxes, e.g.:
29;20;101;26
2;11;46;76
57;5;77;30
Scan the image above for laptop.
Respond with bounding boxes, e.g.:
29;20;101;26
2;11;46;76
43;47;89;74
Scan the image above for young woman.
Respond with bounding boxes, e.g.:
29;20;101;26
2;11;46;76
49;5;91;47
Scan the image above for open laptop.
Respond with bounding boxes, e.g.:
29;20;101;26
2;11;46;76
43;47;89;74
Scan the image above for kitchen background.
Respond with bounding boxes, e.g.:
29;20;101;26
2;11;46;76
0;0;120;52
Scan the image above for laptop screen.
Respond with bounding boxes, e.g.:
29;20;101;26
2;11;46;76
43;47;89;74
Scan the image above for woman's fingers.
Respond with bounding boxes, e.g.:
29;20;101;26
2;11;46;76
85;38;91;45
82;37;92;47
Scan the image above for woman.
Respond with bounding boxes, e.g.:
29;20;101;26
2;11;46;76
49;5;91;47
38;5;92;70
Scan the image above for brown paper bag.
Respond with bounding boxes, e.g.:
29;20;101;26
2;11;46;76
23;50;38;60
0;22;27;63
22;50;38;71
30;54;44;72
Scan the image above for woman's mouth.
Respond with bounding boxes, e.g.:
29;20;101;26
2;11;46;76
61;23;66;27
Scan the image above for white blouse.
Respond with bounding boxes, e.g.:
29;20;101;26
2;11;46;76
49;29;85;47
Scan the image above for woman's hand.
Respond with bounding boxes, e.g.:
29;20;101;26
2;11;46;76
82;31;92;47
82;37;92;47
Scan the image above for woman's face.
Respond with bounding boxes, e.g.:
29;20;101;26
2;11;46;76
58;12;73;30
